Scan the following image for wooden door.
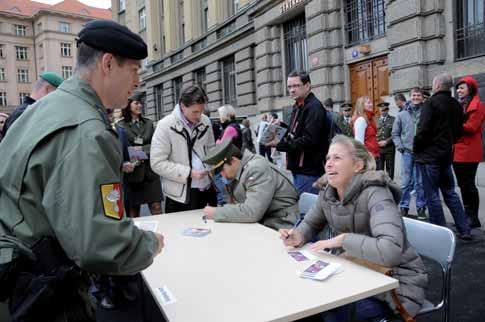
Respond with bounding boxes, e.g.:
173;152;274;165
349;56;389;113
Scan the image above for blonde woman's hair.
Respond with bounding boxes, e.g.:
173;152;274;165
217;104;236;122
330;134;376;172
353;96;370;120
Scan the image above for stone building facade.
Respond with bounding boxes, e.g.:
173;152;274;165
113;0;485;122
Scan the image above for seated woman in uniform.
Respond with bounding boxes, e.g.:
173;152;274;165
280;135;427;322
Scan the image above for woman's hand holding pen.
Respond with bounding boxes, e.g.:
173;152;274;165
279;228;303;247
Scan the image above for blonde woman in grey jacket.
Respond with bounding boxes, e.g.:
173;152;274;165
280;135;427;322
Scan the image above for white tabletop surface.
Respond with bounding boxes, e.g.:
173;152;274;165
135;210;398;322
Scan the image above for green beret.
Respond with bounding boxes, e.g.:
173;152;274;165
377;102;390;109
202;139;241;170
341;102;352;110
77;20;148;60
40;72;63;88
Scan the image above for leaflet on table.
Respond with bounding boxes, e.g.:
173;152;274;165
298;259;341;281
257;121;287;145
128;146;148;160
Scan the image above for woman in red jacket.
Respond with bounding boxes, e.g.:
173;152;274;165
453;76;485;228
352;96;380;161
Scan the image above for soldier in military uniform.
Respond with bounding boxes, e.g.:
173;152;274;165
0;20;164;321
201;138;299;231
334;102;353;137
377;102;396;179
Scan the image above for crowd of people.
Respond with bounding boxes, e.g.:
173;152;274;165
0;18;484;322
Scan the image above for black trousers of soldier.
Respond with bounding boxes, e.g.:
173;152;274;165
377;152;395;180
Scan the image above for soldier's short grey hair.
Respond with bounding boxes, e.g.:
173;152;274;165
433;73;453;91
74;42;126;76
330;135;376;172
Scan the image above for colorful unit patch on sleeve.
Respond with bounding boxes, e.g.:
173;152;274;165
100;183;124;220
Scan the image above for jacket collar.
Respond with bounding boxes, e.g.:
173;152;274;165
234;149;257;181
321;171;401;205
171;104;209;135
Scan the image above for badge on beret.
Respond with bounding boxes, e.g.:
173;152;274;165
100;183;124;220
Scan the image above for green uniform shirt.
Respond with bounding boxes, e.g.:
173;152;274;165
0;77;158;275
377;115;396;154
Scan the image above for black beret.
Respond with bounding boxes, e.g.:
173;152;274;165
77;20;148;60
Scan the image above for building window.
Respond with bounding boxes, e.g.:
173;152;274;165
202;0;208;33
345;0;386;45
221;56;237;107
119;12;126;25
230;0;240;15
192;38;207;52
14;24;27;36
283;15;308;74
139;7;146;31
37;22;42;31
0;92;6;106
0;44;4;58
0;68;5;81
62;66;72;79
216;21;236;39
456;0;485;59
172;77;183;106
16;46;28;60
59;22;71;33
38;43;44;59
154;84;164;119
17;68;29;83
60;43;72;57
119;0;126;12
19;92;29;104
194;68;206;92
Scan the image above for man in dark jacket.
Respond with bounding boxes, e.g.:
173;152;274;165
1;72;63;137
267;71;328;194
413;73;472;240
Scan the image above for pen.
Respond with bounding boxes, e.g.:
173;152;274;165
285;216;303;240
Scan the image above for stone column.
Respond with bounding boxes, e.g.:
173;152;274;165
306;0;345;103
206;61;223;111
387;0;446;92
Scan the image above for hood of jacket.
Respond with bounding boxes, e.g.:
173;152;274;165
456;76;478;96
315;170;401;205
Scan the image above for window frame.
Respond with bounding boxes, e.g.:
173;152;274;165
172;77;183;109
14;24;27;36
455;0;485;60
58;22;71;33
17;68;29;83
15;46;28;60
0;92;7;106
60;42;72;57
0;67;5;81
61;66;73;79
119;0;126;12
283;15;309;76
344;0;386;46
221;55;237;107
139;7;147;31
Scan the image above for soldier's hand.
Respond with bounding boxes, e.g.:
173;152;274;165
154;233;165;254
378;140;387;147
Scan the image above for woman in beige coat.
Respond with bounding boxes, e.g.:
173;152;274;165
280;135;427;322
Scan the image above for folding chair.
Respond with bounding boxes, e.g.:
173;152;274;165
298;192;318;217
380;218;456;322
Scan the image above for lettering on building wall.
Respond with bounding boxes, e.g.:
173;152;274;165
280;0;306;14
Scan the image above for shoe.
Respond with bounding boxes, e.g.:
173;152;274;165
470;219;482;229
400;208;409;217
458;233;473;241
417;208;427;220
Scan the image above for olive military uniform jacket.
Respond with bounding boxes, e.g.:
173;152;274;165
334;114;353;137
214;150;299;230
377;114;396;154
0;77;159;275
299;171;427;317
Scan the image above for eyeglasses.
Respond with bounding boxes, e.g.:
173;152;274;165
287;84;303;90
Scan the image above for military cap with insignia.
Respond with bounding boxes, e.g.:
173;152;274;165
377;102;390;110
40;72;63;88
129;91;144;102
202;138;242;172
341;102;353;111
77;20;148;60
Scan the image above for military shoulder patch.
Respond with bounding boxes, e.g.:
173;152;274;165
100;183;124;220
